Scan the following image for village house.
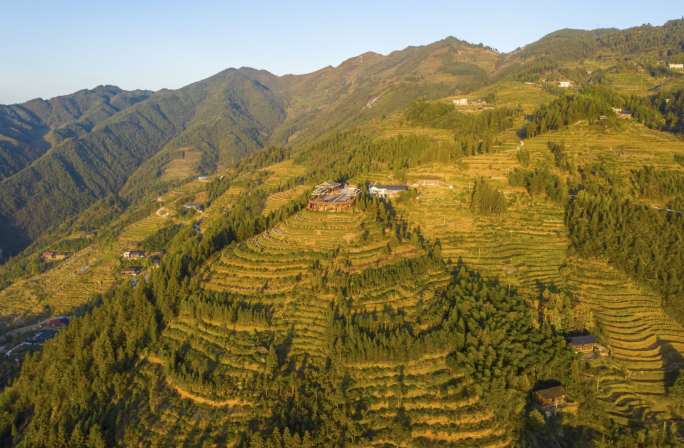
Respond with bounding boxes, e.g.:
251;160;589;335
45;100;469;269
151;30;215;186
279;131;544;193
44;316;69;328
568;335;609;358
41;251;72;262
183;203;205;213
558;81;573;88
452;98;469;106
369;183;409;199
669;63;684;70
122;250;146;260
534;385;567;411
308;182;360;212
120;266;143;277
611;107;632;119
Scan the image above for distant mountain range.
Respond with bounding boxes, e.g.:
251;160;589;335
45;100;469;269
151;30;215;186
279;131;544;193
1;18;683;259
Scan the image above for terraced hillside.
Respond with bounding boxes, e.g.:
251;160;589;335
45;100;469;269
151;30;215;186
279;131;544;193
388;156;568;296
564;257;684;423
345;352;511;448
127;200;522;446
522;121;684;175
203;208;422;357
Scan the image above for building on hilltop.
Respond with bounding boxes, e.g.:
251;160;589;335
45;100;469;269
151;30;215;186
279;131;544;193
452;98;468;106
308;182;360;212
369;183;409;199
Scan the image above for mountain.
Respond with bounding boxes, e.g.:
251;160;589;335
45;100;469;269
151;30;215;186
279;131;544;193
0;18;684;446
0;39;500;259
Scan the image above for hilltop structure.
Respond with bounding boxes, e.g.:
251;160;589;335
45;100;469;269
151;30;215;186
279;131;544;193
307;182;360;212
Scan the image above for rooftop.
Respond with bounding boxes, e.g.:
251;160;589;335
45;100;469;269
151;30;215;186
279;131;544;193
534;385;565;400
568;335;597;345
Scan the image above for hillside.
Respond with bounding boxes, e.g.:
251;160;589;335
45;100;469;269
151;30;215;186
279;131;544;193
0;17;684;448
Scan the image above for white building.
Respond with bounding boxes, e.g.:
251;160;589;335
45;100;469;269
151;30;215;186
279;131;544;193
452;98;469;106
669;63;684;70
558;81;572;88
369;184;409;199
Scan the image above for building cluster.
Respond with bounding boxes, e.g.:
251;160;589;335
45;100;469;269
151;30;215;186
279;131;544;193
452;98;489;108
308;182;360;212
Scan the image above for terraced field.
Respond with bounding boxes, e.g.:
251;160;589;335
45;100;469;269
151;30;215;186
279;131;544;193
259;159;307;188
262;184;311;215
564;257;684;422
204;208;423;359
393;157;568;296
161;147;203;181
346;352;511;447
522;121;684;175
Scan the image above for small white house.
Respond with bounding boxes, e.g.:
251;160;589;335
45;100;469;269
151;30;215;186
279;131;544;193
558;81;572;88
669;63;684;71
369;184;409;199
452;98;469;106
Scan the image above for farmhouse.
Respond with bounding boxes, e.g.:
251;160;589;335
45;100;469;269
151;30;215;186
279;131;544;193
568;334;609;358
452;98;468;106
183;203;205;213
558;81;572;88
41;251;71;262
122;250;145;260
669;63;684;70
44;316;69;328
611;107;632;119
534;385;567;409
308;182;360;212
120;266;143;277
369;183;409;199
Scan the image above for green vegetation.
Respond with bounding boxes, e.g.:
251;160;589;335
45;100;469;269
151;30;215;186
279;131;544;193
508;167;567;203
567;168;684;324
2;17;684;448
470;178;507;214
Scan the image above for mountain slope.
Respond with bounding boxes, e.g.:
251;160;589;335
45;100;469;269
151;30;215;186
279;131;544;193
0;86;151;180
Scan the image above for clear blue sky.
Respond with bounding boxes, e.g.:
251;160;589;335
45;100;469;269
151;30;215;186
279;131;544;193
1;0;681;104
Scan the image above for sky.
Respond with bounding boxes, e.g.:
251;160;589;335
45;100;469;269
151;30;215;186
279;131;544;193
1;0;682;104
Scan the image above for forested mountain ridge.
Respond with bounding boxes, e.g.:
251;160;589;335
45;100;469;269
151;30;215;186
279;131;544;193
1;18;684;446
0;85;151;180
